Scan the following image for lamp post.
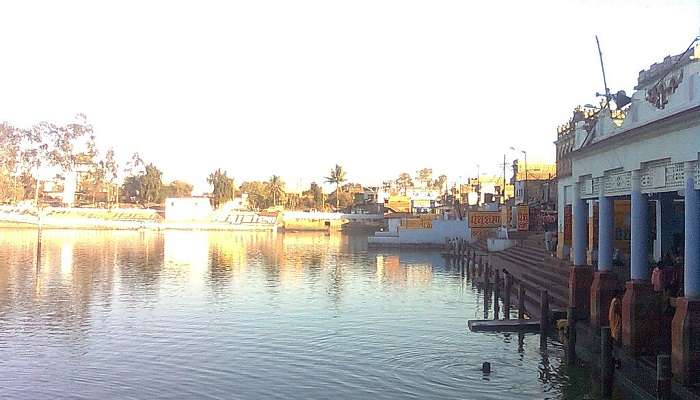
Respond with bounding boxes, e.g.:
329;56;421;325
509;147;528;205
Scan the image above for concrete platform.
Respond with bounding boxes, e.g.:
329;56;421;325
468;318;540;332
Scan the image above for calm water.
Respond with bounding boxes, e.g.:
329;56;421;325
0;229;593;399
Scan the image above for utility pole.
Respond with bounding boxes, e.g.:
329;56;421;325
476;164;481;207
502;154;507;204
595;35;612;115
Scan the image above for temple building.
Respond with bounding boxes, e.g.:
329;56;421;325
555;43;700;384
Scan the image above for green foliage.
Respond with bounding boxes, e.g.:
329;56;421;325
325;164;347;209
0;123;23;203
122;176;141;202
207;169;235;208
121;161;162;205
240;181;268;210
141;164;162;204
0;115;92;205
395;172;413;192
161;180;193;201
433;174;447;191
417;168;433;187
268;175;285;206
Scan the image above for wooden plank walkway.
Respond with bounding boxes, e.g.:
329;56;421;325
468;319;540;333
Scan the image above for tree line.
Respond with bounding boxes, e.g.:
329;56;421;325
1;116;448;210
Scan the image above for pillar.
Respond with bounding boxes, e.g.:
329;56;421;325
591;189;617;328
656;193;675;263
556;185;569;260
672;161;700;385
573;184;588;266
569;181;592;320
630;170;649;280
587;200;599;265
622;169;660;356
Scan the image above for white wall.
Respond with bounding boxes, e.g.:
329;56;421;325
397;220;470;245
165;198;212;221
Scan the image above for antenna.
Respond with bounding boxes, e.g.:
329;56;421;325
595;35;612;115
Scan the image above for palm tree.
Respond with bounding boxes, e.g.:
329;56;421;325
325;164;347;210
268;175;284;207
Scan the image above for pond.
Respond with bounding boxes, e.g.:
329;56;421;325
0;229;594;399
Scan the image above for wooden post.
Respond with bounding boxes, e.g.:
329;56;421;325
494;269;500;320
540;290;549;344
656;354;671;400
518;283;526;320
601;327;613;398
483;281;489;319
567;306;577;365
504;273;512;320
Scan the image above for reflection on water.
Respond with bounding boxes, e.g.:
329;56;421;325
0;229;593;399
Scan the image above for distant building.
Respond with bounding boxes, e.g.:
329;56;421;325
165;197;212;222
460;176;514;206
511;160;556;206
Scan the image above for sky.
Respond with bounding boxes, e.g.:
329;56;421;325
1;0;698;194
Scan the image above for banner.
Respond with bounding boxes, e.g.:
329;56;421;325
401;218;432;229
468;211;501;228
564;205;572;245
517;205;529;231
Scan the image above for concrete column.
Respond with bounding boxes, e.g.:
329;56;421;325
572;182;588;267
685;162;700;298
622;170;660;356
590;184;617;328
672;162;700;385
598;192;614;272
570;181;593;320
630;170;649;281
587;200;598;266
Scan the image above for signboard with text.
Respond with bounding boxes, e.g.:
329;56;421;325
517;205;529;231
468;211;501;228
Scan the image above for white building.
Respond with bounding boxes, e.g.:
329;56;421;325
165;197;213;222
555;44;700;383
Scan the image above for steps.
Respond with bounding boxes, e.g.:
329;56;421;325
469;232;572;318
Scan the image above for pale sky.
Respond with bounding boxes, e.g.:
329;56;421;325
1;0;698;193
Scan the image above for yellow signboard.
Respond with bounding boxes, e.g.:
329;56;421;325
387;195;411;213
401;218;433;229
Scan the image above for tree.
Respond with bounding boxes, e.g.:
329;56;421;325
325;164;347;210
18;115;93;206
104;148;118;205
417;168;433;188
310;182;323;209
140;163;162;204
121;152;145;204
433;174;448;192
161;180;193;200
395;172;413;193
268;175;285;207
240;181;270;210
0;123;24;203
207;169;235;208
122;176;140;203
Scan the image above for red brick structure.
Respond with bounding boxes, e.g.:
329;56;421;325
671;298;700;385
589;270;617;329
568;266;593;320
621;280;660;356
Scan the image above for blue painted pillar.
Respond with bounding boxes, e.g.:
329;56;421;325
658;193;675;261
630;170;649;281
685;162;700;298
598;191;614;272
573;182;588;266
